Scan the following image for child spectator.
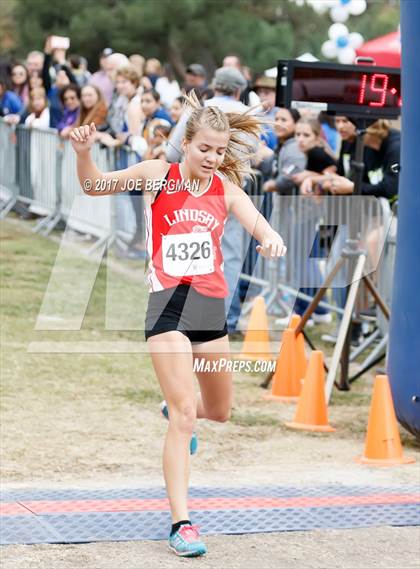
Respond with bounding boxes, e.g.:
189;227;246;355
141;88;173;138
24;88;50;128
143;123;172;160
293;117;337;187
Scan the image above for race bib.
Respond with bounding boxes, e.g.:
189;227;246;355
162;232;215;277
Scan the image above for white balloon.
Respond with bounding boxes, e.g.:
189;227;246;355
307;0;329;14
321;40;338;59
348;0;367;16
349;32;364;49
337;46;356;65
330;5;349;23
328;23;349;41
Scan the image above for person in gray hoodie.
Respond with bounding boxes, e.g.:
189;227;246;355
262;107;305;194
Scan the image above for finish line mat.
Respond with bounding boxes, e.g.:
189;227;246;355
1;485;419;545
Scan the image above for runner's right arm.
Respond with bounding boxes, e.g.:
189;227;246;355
70;123;168;196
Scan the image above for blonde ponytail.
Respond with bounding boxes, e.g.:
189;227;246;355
182;90;264;186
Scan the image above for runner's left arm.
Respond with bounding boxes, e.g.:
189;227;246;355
225;181;287;258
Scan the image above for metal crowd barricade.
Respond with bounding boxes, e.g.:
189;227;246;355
25;126;61;232
0;119;18;217
59;139;113;251
110;146;140;248
240;183;392;319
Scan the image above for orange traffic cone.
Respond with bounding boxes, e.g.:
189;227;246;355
238;296;272;361
286;350;335;432
355;375;415;466
264;328;303;402
289;314;307;385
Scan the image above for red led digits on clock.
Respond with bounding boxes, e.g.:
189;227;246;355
359;73;393;107
369;73;389;107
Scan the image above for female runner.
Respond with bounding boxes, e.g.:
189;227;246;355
70;95;286;557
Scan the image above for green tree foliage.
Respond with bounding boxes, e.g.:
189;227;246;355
5;0;398;75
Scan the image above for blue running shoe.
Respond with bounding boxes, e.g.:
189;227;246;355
169;524;207;557
160;401;198;455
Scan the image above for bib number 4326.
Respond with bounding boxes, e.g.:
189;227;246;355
162;232;215;277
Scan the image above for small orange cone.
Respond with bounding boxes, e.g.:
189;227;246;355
238;296;272;361
286;350;335;431
289;315;307;385
355;375;415;466
264;329;302;402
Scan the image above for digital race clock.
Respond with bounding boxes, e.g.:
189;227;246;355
276;60;401;119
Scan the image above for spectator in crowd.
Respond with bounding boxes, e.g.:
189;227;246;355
140;88;173;136
29;70;44;90
0;76;24;122
252;74;277;150
169;96;184;124
42;36;77;128
301;118;400;202
114;87;174;258
57;84;81;137
262;108;305;194
183;63;207;95
89;48;114;105
222;54;259;106
74;85;108;129
104;53;131;135
290;117;337;324
129;54;153;93
253;75;276;115
129;53;145;77
314;120;400;202
292;117;337;187
115;65;143;137
319;112;339;154
10;63;30;106
69;55;91;87
95;65;147;259
24;87;50;129
26;50;44;75
143;122;172;161
144;58;162;87
155;63;181;108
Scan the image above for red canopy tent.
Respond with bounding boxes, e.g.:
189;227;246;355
356;31;401;68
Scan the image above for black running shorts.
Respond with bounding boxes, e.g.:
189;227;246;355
145;284;228;344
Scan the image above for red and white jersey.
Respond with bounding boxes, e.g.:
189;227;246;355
145;163;228;298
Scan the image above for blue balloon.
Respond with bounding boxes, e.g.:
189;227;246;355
336;36;349;48
340;0;351;5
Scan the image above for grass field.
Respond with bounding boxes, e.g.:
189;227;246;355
1;216;418;487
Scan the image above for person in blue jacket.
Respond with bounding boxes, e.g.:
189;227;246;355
0;77;24;119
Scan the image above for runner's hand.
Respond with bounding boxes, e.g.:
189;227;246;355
256;232;287;258
70;122;97;154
